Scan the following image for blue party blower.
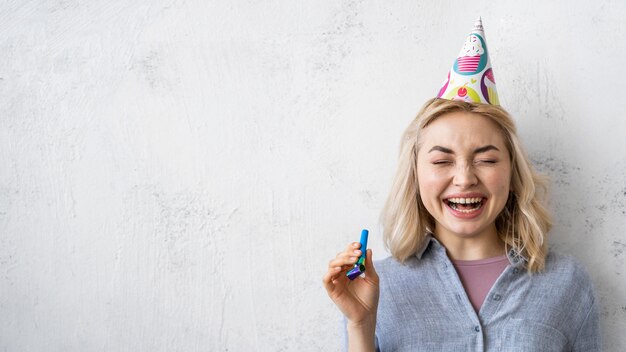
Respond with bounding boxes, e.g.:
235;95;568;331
346;229;369;280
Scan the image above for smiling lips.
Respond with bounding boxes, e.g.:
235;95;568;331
444;195;487;218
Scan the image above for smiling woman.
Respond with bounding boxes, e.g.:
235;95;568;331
323;98;600;352
322;18;601;352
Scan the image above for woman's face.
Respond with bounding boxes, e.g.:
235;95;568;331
416;111;511;241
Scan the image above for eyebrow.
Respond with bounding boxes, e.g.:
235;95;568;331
428;145;500;154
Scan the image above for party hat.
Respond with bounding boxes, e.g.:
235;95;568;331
437;17;499;105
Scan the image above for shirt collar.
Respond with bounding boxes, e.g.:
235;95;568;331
414;234;440;259
506;247;528;267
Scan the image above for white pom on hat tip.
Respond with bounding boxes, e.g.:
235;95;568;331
472;17;484;32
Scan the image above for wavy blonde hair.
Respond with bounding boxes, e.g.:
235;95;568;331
380;98;552;273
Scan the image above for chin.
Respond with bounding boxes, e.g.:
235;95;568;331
444;224;489;238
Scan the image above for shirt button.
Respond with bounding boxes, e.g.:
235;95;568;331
513;268;519;274
474;326;480;332
493;294;502;301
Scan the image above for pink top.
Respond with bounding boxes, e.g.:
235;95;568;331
451;254;509;313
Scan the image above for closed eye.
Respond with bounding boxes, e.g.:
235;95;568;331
432;160;452;165
476;159;497;164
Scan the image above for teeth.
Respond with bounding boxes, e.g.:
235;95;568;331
448;202;483;213
447;197;482;204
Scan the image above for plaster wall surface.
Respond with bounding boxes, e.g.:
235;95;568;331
1;1;625;351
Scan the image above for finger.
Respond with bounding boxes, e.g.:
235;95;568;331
329;248;361;266
322;267;339;289
323;266;346;293
335;246;363;260
345;241;361;252
328;255;359;269
335;247;362;260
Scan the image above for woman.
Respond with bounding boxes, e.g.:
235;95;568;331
322;98;601;351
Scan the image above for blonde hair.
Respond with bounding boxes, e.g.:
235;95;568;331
380;98;552;273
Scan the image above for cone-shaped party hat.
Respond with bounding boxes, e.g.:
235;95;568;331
437;17;499;105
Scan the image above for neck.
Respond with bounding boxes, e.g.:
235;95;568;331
433;225;505;261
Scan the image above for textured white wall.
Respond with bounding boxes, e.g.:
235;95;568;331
1;1;625;351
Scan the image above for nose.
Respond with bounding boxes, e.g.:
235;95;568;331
453;164;478;188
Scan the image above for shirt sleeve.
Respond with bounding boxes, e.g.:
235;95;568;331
572;297;602;351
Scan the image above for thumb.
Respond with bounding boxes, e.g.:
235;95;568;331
365;249;378;280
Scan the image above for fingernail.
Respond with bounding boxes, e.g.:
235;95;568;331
353;250;361;255
353;243;359;248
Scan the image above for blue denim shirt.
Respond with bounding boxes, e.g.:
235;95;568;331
370;236;601;351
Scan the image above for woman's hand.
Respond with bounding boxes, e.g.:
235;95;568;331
322;242;380;325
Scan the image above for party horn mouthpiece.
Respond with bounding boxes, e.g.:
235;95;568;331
347;229;369;280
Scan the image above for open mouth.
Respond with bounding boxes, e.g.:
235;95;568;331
444;197;485;214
